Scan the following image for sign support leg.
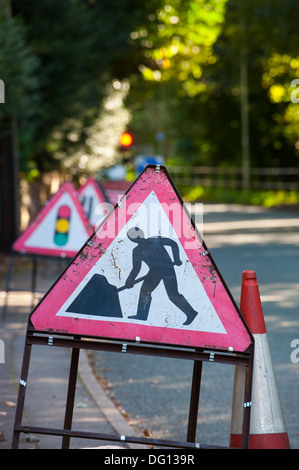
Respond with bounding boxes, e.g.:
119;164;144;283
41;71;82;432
241;347;254;448
187;360;202;442
11;337;32;448
61;345;80;449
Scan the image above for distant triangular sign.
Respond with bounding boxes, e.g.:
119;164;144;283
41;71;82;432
78;178;109;228
30;166;252;352
13;182;92;258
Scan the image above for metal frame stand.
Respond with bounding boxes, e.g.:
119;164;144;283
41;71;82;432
12;321;254;449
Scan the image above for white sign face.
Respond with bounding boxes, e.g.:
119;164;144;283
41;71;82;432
57;191;226;334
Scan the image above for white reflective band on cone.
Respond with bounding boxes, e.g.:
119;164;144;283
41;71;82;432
250;333;287;435
230;333;290;448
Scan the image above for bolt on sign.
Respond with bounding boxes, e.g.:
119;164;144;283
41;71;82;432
30;166;251;352
13;182;92;258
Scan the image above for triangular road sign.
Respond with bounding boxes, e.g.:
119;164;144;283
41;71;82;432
30;166;252;352
78;178;109;228
13;182;92;258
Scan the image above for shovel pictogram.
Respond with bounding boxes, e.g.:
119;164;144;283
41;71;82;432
66;274;147;318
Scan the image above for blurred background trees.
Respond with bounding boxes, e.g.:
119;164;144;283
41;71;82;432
1;0;299;250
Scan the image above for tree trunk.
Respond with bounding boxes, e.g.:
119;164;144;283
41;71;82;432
0;118;20;253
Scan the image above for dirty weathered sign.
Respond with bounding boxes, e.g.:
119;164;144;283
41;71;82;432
30;166;251;352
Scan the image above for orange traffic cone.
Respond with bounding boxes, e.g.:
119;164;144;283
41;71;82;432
230;270;290;449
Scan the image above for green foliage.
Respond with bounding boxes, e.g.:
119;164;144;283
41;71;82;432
11;0;158;175
127;0;299;170
0;4;40;126
2;0;299;183
179;184;299;208
137;0;226;93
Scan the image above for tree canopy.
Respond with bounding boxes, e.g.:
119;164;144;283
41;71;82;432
126;0;299;168
2;0;299;177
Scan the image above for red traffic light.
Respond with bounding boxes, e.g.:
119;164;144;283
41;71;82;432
119;132;133;147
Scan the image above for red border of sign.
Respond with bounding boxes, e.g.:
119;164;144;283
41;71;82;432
30;166;252;352
13;182;92;258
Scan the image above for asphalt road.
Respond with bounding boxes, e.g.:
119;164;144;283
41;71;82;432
92;203;299;449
